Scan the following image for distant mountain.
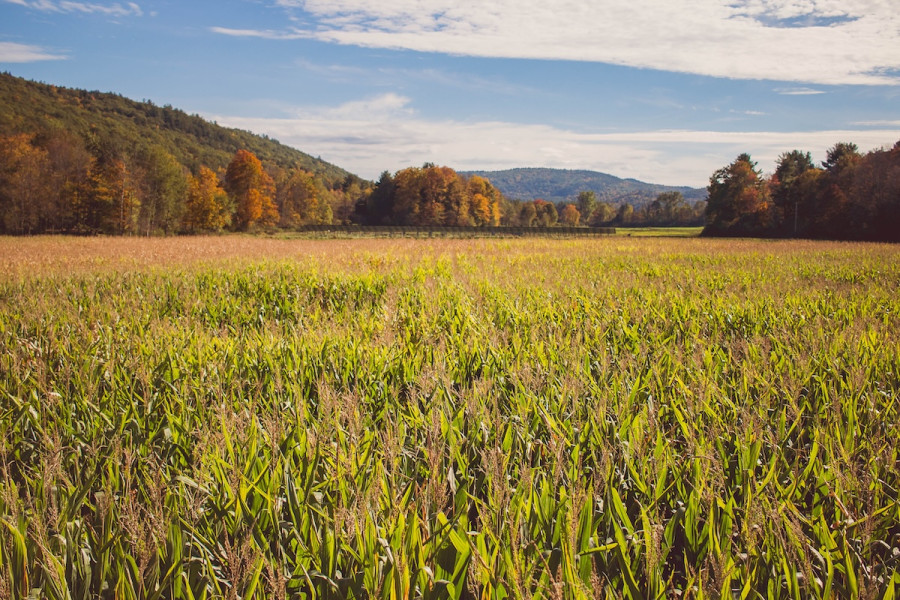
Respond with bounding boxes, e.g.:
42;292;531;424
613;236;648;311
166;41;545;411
459;167;706;206
0;72;352;182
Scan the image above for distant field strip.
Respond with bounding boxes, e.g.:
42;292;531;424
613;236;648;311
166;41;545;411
295;225;617;237
1;237;898;598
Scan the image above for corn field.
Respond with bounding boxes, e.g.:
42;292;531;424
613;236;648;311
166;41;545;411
1;236;898;599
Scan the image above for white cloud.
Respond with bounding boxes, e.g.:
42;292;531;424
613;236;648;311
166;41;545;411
6;0;142;16
208;95;900;187
239;0;900;86
0;41;67;62
733;0;851;20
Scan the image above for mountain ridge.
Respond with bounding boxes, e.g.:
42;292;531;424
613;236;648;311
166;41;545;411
459;167;706;206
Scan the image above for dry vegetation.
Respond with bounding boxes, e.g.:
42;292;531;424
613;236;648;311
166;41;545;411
1;236;899;599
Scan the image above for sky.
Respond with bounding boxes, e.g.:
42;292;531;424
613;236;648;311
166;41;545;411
1;0;899;187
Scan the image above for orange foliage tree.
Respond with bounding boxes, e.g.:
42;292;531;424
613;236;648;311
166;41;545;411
364;165;502;226
705;153;772;236
560;203;581;225
224;149;278;230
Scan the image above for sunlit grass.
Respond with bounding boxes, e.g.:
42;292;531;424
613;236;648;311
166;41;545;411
1;236;898;598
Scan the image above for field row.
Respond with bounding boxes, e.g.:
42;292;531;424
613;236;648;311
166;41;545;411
1;237;899;598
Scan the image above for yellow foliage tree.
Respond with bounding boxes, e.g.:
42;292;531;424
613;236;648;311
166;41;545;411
278;169;322;227
471;193;491;225
183;166;231;232
467;175;501;225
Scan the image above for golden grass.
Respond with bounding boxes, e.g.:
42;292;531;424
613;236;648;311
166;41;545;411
1;234;894;277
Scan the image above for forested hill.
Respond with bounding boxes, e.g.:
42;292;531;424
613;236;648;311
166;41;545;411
0;72;350;180
459;167;705;206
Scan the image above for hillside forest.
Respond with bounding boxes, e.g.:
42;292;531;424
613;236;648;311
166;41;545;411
0;131;703;235
0;131;603;235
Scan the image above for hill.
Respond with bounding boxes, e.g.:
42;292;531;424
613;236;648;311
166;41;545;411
0;71;351;181
459;167;706;206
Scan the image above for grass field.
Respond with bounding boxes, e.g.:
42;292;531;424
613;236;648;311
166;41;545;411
614;227;703;237
1;236;898;599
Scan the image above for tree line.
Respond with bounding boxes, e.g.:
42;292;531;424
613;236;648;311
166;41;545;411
0;140;517;235
0;131;368;235
704;141;900;241
561;190;706;228
0;132;710;235
352;165;706;229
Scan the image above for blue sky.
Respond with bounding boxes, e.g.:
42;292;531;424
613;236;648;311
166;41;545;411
2;0;899;187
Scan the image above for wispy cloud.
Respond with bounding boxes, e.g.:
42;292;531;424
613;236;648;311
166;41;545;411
231;0;900;86
5;0;142;17
851;120;900;127
775;87;827;95
0;41;67;62
208;95;900;187
291;57;540;97
209;26;304;40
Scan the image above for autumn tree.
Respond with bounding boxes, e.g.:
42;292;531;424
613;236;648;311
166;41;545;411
591;201;616;225
532;199;558;227
615;203;635;225
0;134;51;234
278;168;321;227
467;175;501;226
331;174;367;225
39;128;91;232
391;166;426;225
444;175;471;226
418;166;453;225
363;165;502;227
849;142;900;241
519;201;538;227
704;153;772;236
182;166;231;232
560;203;581;225
652;191;687;223
135;145;187;235
81;151;136;234
804;142;860;237
768;150;819;236
224;149;277;230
